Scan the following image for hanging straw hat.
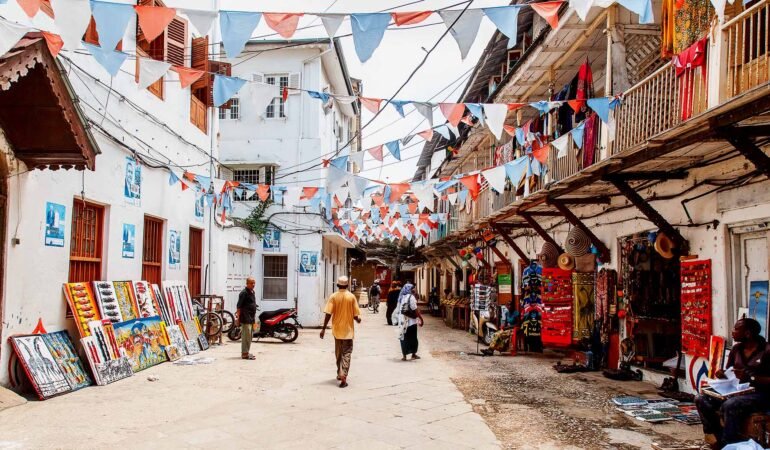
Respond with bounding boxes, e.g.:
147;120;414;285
565;227;591;257
654;233;675;259
557;253;576;271
538;242;560;268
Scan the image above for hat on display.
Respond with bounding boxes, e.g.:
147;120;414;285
557;253;576;271
337;276;350;287
538;242;560;268
654;233;675;259
565;227;591;257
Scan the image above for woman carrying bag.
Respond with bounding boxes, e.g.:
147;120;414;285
396;283;423;360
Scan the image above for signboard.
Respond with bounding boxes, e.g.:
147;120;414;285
498;273;512;294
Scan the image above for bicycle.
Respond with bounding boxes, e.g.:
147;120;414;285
192;296;235;340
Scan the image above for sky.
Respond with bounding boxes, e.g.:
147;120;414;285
0;0;503;183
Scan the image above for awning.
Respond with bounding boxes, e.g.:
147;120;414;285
322;232;355;249
0;34;99;170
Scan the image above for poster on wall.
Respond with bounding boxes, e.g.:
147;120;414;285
299;251;318;276
168;230;181;269
124;157;141;206
194;193;204;222
44;202;65;247
263;227;281;252
498;274;512;294
122;224;135;258
749;280;769;338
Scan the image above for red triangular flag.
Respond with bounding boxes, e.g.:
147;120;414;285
257;184;271;201
173;66;205;89
17;0;42;18
42;32;63;57
532;140;549;164
388;183;410;203
301;187;319;200
567;99;584;113
439;103;465;127
368;145;384;162
263;13;304;39
360;97;382;114
391;11;433;26
134;5;177;42
507;103;526;111
530;1;563;30
503;125;516;137
459;175;480;201
380;206;388;217
418;129;434;141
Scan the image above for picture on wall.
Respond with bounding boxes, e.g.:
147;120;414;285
112;317;168;372
113;281;139;321
122;223;136;258
299;251;318;276
749;280;769;339
10;335;72;399
263;227;281;252
168;230;181;268
124;156;141;205
43;331;92;390
44;202;65;247
194;192;205;222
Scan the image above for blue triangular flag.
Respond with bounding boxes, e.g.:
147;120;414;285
350;13;392;63
194;175;212;192
504;156;528;188
617;0;654;23
572;122;586;149
458;190;468;203
466;103;485;125
530;101;555;115
90;1;134;51
515;128;526;147
220;11;262;58
385;140;400;161
307;90;330;103
609;97;622;110
483;6;522;49
435;125;451;140
329;155;349;170
83;43;128;77
213;74;247;107
168;171;180;186
390;100;410;118
587;97;610;123
435;179;458;192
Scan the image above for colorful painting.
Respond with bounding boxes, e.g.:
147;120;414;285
687;354;709;393
168;230;181;268
113;281;139;321
708;335;726;378
151;284;172;324
165;345;182;361
44;202;65;247
43;331;91;390
124;156;141;205
87;320;119;360
122;223;135;258
749;280;769;338
185;340;200;355
162;281;194;322
10;335;71;399
112;317;168;372
81;336;133;386
63;282;101;338
299;251;318;276
263;227;281;252
93;281;123;323
197;334;209;351
133;281;159;318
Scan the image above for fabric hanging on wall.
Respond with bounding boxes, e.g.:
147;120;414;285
582;113;598;168
674;36;708;120
91;1;134;51
438;9;483;60
576;59;594;105
661;0;676;58
674;0;714;53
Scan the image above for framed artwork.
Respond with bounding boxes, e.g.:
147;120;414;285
263;227;281;252
10;335;71;399
708;335;726;378
124;156;141;206
63;283;101;338
197;334;209;351
81;336;133;386
43;331;91;390
165;345;182;361
87;320;120;360
168;230;181;268
133;281;159;318
113;281;139;321
194;193;204;222
165;325;188;356
112;317;168;372
122;224;136;258
44;202;66;247
185;340;200;355
151;284;172;325
299;251;318;276
749;280;768;339
93;281;123;323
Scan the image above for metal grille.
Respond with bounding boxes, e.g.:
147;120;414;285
188;227;203;297
142;216;164;285
263;255;288;300
69;200;103;283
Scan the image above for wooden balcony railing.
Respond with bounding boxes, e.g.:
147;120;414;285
547;128;601;183
724;0;770;99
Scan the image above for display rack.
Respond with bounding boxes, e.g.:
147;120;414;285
680;259;712;358
541;268;573;347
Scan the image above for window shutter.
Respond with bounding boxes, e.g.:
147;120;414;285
252;73;265;83
218;166;233;181
164;16;188;67
288;72;301;94
190;36;209;93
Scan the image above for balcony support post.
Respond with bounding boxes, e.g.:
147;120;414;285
549;201;611;262
609;178;689;253
520;213;564;252
491;222;529;263
719;130;770;180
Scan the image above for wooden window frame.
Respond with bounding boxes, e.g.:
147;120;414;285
188;227;203;298
142;215;164;285
262;255;288;301
68;199;105;284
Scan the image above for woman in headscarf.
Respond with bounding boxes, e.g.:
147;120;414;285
396;283;423;361
386;281;401;326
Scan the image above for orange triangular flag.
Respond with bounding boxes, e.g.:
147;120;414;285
418;129;434;141
173;66;205;89
134;5;177;42
567;99;584;113
408;203;419;214
504;125;516;137
530;1;563;30
507;103;526;111
301;187;319;200
257;184;271;201
532;140;549;164
388;183;410;203
459;175;480;201
263;13;304;38
17;0;42;18
360;97;382;114
380;206;388;217
42;32;63;57
439;103;465;127
391;11;433;26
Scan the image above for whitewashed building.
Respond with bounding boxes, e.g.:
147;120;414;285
218;39;360;326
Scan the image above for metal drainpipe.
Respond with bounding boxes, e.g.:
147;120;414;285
205;0;220;296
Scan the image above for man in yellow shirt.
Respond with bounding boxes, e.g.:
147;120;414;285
320;276;361;388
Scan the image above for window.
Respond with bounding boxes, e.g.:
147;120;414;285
265;74;289;118
232;167;275;201
263;255;288;300
142;216;164;285
219;98;240;120
69;200;104;283
135;0;188;100
188;227;203;298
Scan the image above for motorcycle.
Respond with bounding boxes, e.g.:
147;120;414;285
469;309;498;345
227;307;302;343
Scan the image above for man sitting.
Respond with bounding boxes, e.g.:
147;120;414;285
481;303;520;356
695;318;770;448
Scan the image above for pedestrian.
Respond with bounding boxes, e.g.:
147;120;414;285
320;276;362;388
236;277;258;360
369;281;381;313
397;283;423;361
386;281;401;326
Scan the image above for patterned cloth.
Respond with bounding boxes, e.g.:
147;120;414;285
674;0;714;54
334;338;353;379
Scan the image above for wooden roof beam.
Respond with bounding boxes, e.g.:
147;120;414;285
520;212;563;252
717;127;770;180
490;221;529;262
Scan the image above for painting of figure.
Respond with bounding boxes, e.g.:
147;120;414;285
10;335;71;399
42;331;91;390
113;281;139;321
112;317;168;372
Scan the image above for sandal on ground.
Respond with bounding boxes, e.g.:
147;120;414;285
411;355;421;360
241;353;256;360
339;381;348;388
401;356;407;361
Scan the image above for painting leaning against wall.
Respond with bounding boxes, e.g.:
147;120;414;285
10;335;72;400
112;317;168;372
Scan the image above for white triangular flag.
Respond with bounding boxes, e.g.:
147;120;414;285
414;102;434;128
552;134;570;159
51;0;92;50
484;104;508;140
348;151;366;170
250;83;280;117
335;95;358;104
182;9;219;36
326;165;352;193
570;0;594;21
438;9;483;60
482;165;507;193
138;57;171;90
448;192;459;204
0;19;29;58
411;181;436;212
319;14;345;38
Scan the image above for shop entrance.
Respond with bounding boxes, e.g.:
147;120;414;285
620;234;681;370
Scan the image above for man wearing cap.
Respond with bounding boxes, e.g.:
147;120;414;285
320;276;362;388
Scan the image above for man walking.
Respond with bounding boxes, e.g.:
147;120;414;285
369;281;381;313
320;276;361;388
236;277;258;360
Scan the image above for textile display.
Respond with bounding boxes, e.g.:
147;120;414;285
595;269;616;345
112;316;169;372
63;282;102;337
541;268;574;347
680;259;712;358
572;272;596;342
43;331;91;390
112;281;139;321
9;334;72;399
674;37;708;121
